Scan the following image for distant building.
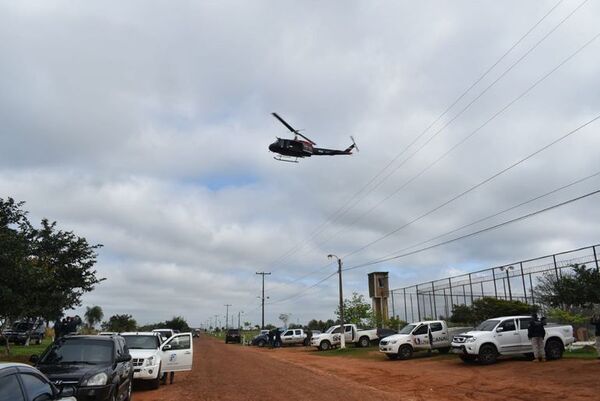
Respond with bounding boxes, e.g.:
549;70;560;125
368;272;389;327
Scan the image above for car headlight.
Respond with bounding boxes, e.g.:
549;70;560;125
82;372;108;386
145;357;155;366
389;340;398;344
466;337;477;343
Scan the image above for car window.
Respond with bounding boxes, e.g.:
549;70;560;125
0;374;25;401
165;335;190;350
123;335;160;349
430;322;443;332
518;318;532;330
345;326;352;332
413;325;428;335
499;319;516;332
283;331;293;336
294;330;301;336
20;373;53;401
39;338;114;364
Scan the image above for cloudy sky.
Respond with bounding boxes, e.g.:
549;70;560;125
2;0;599;328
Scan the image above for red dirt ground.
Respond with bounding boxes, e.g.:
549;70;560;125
133;335;600;401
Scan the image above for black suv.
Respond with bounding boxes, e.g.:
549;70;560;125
225;329;241;344
2;321;46;345
32;335;133;401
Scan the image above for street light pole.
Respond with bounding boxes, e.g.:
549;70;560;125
328;254;345;349
500;266;514;301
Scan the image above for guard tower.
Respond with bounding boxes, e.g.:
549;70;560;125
368;272;389;327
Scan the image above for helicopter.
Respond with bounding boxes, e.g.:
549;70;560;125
268;112;358;163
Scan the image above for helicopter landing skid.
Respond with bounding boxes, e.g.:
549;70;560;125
274;156;299;163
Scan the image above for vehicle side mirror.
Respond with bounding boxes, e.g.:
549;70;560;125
162;344;172;351
496;327;504;333
29;354;39;363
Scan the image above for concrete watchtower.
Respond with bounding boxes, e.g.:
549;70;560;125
368;272;389;327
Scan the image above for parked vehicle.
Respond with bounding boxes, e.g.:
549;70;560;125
121;332;164;389
152;328;175;342
0;362;77;401
280;329;309;346
310;324;381;350
379;320;467;360
451;315;575;364
2;320;46;345
32;335;134;401
251;328;284;347
225;329;241;344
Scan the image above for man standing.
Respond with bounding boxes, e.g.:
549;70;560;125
591;314;600;359
528;313;546;362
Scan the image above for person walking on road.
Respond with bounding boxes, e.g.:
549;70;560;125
528;313;546;362
591;313;600;359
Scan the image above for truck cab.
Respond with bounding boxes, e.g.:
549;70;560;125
379;320;453;360
280;329;309;346
310;324;379;350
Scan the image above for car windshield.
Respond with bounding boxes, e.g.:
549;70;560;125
325;326;338;334
123;335;159;349
39;338;113;365
13;322;33;331
398;324;417;334
475;320;501;331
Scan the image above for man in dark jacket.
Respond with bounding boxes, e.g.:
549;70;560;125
591;314;600;359
528;313;546;362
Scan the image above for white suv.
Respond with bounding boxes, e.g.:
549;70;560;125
121;332;164;389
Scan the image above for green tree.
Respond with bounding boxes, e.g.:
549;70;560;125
450;298;536;324
84;306;104;329
336;292;371;327
101;314;137;332
535;264;600;308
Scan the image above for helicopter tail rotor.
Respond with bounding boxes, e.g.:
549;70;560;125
345;136;359;154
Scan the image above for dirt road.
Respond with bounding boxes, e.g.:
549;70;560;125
134;336;600;401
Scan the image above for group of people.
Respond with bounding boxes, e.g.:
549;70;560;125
53;315;82;339
267;328;282;347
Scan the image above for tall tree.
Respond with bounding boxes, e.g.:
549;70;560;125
85;306;104;329
535;264;600;308
336;292;372;327
101;314;137;332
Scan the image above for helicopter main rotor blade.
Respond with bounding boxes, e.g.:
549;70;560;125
271;112;317;145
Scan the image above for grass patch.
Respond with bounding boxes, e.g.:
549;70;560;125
564;346;598;360
0;338;52;363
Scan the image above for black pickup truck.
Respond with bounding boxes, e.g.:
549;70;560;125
32;335;134;401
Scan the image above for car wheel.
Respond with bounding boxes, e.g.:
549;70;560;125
545;339;563;360
358;336;370;348
398;344;413;360
150;363;162;390
386;353;399;360
438;347;450;354
478;344;498;365
319;340;331;351
257;339;266;347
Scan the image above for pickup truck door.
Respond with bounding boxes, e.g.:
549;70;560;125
495;318;520;354
517;317;533;352
281;330;294;344
161;333;193;372
344;325;353;343
294;330;304;344
411;324;430;350
429;322;450;348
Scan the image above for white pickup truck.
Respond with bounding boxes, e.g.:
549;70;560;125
379;320;468;360
280;328;310;346
451;315;575;364
121;331;194;389
310;324;379;350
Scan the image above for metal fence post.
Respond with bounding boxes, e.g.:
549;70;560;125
593;245;599;271
403;288;408;322
529;273;535;305
553;255;560;280
492;268;498;298
416;285;421;321
390;290;395;319
431;281;437;319
518;262;527;303
468;273;474;304
409;292;414;322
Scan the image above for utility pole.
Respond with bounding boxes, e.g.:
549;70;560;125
238;311;244;329
328;254;345;349
500;266;514;301
224;304;231;329
256;272;271;329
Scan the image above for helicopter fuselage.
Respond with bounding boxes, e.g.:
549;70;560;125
268;138;353;158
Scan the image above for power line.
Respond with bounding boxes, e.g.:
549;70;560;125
259;0;570;275
369;170;600;263
340;39;600;260
342;187;600;272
